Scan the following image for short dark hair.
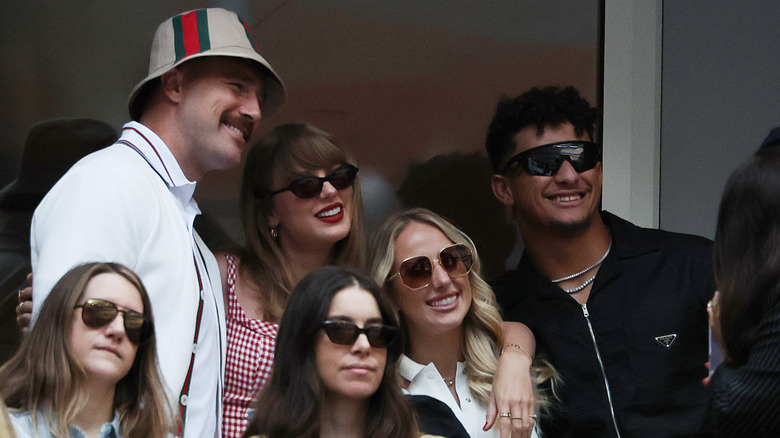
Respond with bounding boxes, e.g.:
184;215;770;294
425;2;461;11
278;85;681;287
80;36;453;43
485;85;598;173
243;266;418;438
714;147;780;365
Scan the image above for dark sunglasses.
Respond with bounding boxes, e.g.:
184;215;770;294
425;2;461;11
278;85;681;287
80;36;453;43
270;164;359;199
386;243;473;290
501;141;601;176
321;320;398;348
74;298;152;346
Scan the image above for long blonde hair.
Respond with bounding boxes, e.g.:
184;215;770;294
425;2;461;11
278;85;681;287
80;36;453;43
368;208;503;405
0;263;173;437
370;208;558;411
240;123;366;322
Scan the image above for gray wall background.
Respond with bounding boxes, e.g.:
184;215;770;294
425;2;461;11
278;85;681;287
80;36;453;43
661;0;780;239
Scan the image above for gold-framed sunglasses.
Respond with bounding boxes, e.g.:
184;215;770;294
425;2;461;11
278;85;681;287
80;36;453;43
386;244;473;290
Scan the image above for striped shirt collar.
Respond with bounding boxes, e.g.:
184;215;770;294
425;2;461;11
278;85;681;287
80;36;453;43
118;121;199;214
118;121;194;189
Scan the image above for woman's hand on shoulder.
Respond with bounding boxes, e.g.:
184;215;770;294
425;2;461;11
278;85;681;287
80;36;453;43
15;272;33;333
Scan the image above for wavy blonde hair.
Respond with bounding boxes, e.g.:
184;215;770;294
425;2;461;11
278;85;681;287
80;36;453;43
368;208;504;405
240;123;366;322
0;262;173;437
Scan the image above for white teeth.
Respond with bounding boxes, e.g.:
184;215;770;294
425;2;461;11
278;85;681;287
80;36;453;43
429;295;457;307
316;206;342;218
553;195;581;202
224;123;244;137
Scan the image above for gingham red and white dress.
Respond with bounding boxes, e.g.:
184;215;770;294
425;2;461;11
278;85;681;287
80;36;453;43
222;254;279;438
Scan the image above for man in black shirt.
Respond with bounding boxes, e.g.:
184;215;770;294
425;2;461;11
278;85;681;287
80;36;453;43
486;86;714;437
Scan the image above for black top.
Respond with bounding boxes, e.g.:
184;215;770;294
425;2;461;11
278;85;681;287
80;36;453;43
705;296;780;436
410;394;470;438
0;213;32;364
495;211;715;437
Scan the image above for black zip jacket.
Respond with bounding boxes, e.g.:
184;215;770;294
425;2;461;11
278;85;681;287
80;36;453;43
495;211;714;438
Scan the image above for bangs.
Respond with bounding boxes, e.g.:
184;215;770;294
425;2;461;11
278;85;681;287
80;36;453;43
273;130;354;184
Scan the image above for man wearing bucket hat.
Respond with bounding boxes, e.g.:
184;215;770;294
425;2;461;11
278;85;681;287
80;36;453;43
29;8;285;437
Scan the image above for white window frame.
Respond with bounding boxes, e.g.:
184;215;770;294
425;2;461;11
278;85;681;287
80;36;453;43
602;0;662;228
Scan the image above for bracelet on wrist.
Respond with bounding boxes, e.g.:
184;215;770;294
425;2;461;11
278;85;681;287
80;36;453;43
501;343;533;361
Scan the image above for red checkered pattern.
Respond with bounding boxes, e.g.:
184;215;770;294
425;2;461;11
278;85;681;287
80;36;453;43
222;254;279;438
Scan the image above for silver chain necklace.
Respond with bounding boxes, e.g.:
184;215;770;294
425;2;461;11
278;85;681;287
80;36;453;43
562;272;598;294
552;240;612;294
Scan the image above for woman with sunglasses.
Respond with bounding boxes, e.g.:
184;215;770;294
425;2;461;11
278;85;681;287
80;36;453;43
242;265;440;438
215;123;366;437
10;122;362;436
0;262;172;437
369;208;555;438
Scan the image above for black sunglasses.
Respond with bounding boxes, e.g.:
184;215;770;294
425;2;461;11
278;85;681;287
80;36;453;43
386;243;473;290
321;320;398;348
501;141;601;176
270;164;359;199
74;298;153;346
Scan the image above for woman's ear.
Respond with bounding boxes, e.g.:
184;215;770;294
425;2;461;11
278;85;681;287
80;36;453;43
268;213;279;229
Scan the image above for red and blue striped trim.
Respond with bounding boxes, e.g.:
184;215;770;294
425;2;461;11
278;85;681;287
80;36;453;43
119;126;174;184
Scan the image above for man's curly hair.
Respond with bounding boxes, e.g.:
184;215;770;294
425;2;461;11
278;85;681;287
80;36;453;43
485;86;598;173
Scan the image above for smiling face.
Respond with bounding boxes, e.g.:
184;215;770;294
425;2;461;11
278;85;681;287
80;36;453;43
173;57;265;179
315;286;387;402
270;166;354;253
502;122;602;235
70;273;142;387
389;221;473;339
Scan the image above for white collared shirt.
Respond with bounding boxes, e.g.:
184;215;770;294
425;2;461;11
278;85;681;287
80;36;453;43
31;121;226;438
399;355;539;438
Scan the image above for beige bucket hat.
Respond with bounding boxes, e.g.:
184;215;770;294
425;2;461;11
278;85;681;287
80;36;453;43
128;8;286;121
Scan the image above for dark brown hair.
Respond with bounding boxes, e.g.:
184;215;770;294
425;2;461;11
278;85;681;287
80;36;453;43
714;147;780;364
242;266;418;438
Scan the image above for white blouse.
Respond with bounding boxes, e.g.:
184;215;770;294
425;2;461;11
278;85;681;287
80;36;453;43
399;355;540;438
